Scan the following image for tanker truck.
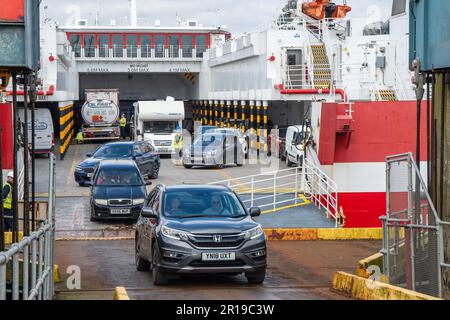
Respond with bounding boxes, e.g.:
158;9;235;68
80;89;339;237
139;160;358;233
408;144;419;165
81;89;121;141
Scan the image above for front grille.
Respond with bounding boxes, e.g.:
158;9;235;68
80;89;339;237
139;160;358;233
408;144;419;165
189;234;245;249
83;167;95;173
190;241;244;248
189;259;245;268
108;199;132;206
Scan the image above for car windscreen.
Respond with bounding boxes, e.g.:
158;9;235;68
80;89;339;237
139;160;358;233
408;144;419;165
194;134;223;147
144;121;177;134
163;190;247;218
94;167;143;186
93;145;133;159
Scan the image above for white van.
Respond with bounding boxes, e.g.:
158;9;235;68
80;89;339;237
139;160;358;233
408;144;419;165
19;108;55;156
285;125;311;167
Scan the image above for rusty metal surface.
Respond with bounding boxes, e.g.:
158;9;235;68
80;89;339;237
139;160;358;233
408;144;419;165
54;240;380;300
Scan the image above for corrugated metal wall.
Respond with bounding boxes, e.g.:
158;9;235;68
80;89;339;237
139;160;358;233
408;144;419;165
410;0;450;71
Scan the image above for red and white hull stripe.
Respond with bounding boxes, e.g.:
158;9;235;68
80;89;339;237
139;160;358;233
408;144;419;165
316;101;428;228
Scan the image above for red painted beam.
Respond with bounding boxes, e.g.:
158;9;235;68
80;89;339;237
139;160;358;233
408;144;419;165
276;84;347;101
0;103;14;170
2;85;55;96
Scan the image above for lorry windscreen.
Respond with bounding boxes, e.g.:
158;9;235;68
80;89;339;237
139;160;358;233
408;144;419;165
144;121;177;134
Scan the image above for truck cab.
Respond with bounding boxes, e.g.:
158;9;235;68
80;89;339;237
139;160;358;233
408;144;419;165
133;98;185;155
285;125;311;167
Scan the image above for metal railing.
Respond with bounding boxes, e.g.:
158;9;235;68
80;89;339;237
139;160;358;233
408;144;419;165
0;154;56;300
73;44;206;60
210;167;303;213
382;152;450;298
209;158;339;226
303;158;339;225
284;64;332;90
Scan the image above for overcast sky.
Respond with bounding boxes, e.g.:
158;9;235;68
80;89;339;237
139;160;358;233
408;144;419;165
41;0;393;34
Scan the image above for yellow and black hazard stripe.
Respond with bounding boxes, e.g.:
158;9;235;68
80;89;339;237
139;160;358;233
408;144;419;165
59;103;74;160
184;73;196;85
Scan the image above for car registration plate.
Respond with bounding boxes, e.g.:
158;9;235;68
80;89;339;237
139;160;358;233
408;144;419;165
110;209;131;214
202;252;235;261
87;173;93;178
193;157;203;162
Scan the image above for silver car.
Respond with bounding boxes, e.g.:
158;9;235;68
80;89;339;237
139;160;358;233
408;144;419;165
182;132;245;169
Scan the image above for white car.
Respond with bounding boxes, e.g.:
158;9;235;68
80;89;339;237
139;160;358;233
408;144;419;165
285;125;311;167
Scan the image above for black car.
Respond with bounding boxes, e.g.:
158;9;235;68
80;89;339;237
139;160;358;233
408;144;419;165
75;141;160;186
135;185;266;285
90;160;151;221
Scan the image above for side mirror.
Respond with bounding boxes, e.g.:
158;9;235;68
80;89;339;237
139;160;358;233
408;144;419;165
86;153;93;157
145;181;153;186
137;130;141;136
141;208;157;219
249;207;261;217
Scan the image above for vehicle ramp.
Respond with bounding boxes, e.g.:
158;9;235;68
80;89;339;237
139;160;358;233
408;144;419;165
210;158;341;228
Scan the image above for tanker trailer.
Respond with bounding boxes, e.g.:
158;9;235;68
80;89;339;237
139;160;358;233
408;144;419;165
81;89;120;141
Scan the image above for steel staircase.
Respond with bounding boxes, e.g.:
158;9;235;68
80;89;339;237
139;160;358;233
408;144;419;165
310;44;332;89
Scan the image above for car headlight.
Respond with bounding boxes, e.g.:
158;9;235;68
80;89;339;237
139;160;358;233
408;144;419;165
75;166;84;172
133;198;145;205
94;199;108;206
161;226;190;241
243;226;264;240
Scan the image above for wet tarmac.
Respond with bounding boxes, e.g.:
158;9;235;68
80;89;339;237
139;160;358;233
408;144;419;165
55;240;380;300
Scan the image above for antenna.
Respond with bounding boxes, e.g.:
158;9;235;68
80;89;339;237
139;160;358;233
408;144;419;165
215;8;223;28
95;0;100;26
129;0;138;27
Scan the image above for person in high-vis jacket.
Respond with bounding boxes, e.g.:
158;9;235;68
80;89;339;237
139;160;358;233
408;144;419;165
119;114;127;139
172;133;184;165
75;129;84;144
3;171;14;232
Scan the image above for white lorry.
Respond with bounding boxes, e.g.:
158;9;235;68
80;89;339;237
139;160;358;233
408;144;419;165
81;89;121;141
285;125;312;167
132;97;185;155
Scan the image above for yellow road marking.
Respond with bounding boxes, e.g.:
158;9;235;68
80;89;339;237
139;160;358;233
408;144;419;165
215;168;235;181
261;194;311;215
66;144;80;188
114;287;130;300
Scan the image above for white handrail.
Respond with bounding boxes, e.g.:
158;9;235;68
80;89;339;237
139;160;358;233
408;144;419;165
210;161;339;226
